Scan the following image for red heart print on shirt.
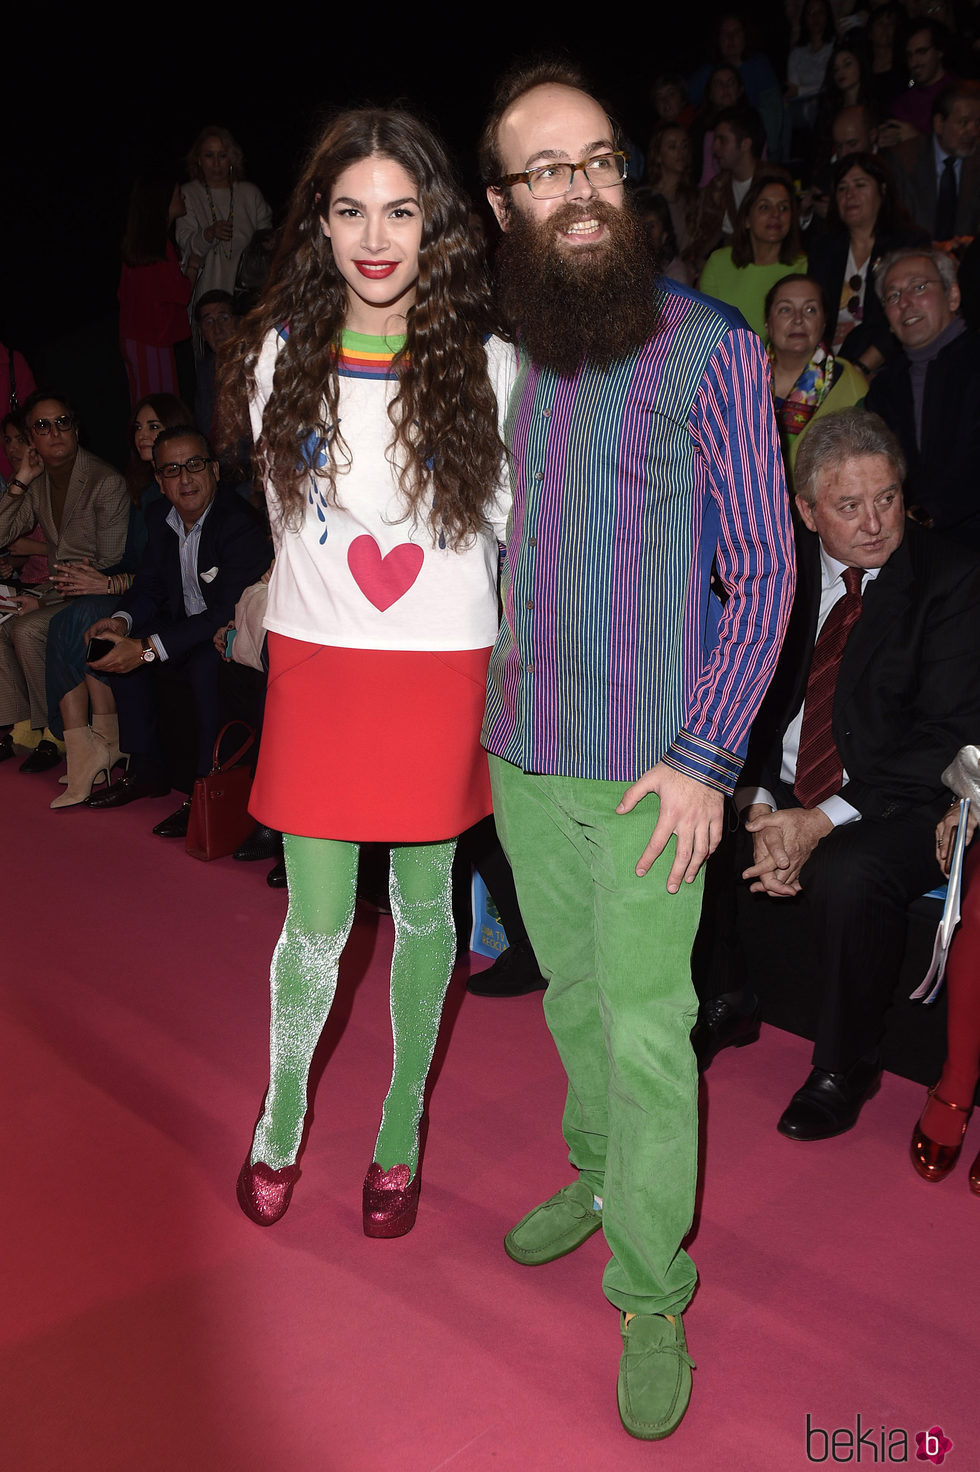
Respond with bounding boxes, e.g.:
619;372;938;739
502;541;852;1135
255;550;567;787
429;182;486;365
347;534;424;612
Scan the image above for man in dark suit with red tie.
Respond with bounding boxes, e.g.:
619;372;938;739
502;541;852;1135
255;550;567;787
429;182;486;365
733;409;980;1140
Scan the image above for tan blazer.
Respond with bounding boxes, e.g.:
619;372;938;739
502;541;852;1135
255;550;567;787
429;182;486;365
0;446;129;590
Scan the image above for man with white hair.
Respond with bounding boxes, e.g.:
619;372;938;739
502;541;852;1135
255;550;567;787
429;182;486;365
867;246;980;548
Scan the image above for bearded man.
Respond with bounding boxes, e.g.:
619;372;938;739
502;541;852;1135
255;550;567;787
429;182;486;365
478;62;795;1440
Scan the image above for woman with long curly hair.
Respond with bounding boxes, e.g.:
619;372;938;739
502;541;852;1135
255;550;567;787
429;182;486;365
223;108;510;1238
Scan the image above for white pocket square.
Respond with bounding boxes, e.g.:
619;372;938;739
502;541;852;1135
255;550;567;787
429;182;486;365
200;566;219;583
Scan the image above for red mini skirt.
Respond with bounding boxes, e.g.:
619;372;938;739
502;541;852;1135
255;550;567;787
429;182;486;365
249;633;493;842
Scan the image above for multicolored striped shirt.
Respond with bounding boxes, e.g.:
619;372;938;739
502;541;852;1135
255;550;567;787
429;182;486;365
482;281;796;793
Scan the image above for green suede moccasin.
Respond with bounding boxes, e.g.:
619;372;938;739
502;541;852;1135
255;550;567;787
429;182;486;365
617;1311;695;1440
503;1179;603;1265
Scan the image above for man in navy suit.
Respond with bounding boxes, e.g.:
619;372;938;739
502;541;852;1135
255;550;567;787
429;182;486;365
731;409;980;1139
85;425;270;833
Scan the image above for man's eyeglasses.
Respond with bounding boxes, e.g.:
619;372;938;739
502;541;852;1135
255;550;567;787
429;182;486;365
495;151;628;200
155;455;212;478
882;277;942;308
31;415;74;435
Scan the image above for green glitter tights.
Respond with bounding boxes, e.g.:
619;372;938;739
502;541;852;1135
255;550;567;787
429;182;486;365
250;833;457;1178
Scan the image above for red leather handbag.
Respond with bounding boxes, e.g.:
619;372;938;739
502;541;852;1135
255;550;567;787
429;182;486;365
185;720;256;861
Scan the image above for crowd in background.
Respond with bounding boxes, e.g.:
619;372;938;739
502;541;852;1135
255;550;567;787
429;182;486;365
3;3;980;1158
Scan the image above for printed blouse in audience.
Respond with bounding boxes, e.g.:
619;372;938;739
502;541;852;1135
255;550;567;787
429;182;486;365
764;273;867;482
806;151;927;368
117;173;192;406
632;188;694;285
44;394;192;806
645;123;698;251
176;126;272;330
699;169;808;336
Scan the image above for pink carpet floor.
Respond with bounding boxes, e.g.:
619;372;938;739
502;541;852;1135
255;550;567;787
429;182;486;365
3;760;977;1471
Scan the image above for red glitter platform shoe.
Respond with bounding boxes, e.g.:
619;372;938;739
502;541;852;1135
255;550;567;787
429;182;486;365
236;1158;300;1225
362;1162;420;1238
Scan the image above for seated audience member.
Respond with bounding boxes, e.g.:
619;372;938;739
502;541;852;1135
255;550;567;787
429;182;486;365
912;761;980;1188
807;152;928;367
785;0;836;135
650;73;697;131
0;412;47;586
883;22;957;143
44;394;191;807
689;13;784;161
691;65;747;189
0;392;128;770
866;3;906;118
689;103;765;270
0;343;35;478
193;290;238;441
84;425;270;834
831;103;880;161
765;274;868;483
884;82;980;244
699;168;808;336
632;188;694;285
866;247;980;547
645;123;698;253
813;38;878;167
728;409;980;1140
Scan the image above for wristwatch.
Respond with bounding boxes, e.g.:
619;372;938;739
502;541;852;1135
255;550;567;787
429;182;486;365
139;638;158;664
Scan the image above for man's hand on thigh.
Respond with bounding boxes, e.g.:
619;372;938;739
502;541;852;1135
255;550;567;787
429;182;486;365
617;763;724;891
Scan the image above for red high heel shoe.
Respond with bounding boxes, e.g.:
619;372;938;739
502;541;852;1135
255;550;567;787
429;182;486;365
362;1162;420;1238
237;1158;300;1225
969;1150;980;1195
910;1089;972;1183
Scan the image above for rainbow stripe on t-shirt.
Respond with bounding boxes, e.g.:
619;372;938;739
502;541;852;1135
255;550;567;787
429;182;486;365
337;329;406;380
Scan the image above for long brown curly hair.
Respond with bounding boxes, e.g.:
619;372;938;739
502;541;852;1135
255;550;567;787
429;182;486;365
220;108;503;548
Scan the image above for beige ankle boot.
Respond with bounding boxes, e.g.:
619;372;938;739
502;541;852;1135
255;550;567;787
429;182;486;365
50;727;112;809
92;711;125;769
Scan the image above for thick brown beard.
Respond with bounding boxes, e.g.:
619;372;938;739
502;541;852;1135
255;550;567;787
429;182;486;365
495;198;662;376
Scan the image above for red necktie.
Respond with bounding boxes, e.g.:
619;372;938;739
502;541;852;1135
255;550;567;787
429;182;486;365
793;566;865;808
